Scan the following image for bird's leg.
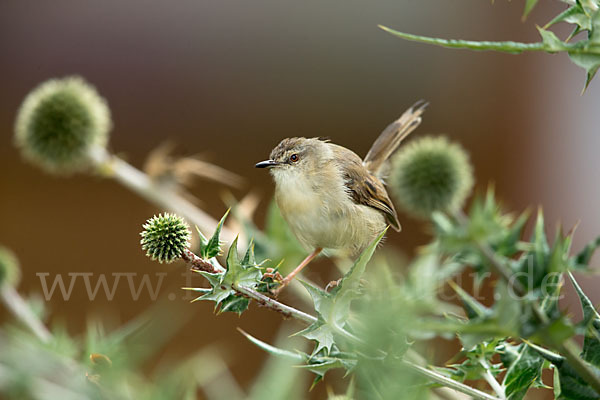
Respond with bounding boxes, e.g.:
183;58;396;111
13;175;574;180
271;247;322;296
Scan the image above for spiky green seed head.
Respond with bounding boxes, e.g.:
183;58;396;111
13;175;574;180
389;136;474;217
14;76;112;174
0;246;21;288
140;213;191;263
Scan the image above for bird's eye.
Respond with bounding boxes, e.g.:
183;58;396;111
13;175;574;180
289;154;299;162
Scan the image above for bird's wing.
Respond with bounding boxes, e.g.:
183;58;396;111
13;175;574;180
332;145;401;231
363;100;427;178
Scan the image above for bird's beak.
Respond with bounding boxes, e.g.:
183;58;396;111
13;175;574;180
255;160;279;169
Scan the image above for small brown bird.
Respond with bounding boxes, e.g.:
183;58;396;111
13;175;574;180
256;101;426;293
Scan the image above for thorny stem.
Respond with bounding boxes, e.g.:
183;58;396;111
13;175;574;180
478;359;506;400
0;286;52;343
404;361;502;400
182;247;502;400
181;248;316;323
378;25;600;56
233;284;317;324
88;146;236;243
182;249;226;274
453;210;600;396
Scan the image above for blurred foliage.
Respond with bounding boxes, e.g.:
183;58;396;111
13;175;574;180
158;186;600;399
6;181;600;399
389;136;474;217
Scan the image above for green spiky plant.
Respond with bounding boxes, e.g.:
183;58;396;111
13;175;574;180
380;0;600;91
6;42;600;399
133;141;600;398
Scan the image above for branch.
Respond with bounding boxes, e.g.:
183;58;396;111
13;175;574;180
403;361;503;400
0;286;52;343
88;146;236;243
182;249;226;274
378;26;547;54
233;284;317;324
180;248;316;323
479;359;506;400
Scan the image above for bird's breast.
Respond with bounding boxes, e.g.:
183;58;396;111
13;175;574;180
273;168;385;256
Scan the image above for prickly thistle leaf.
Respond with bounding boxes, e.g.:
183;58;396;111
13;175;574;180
140;213;191;263
14;76;112;174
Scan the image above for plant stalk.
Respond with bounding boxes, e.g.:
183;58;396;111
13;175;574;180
403;360;502;400
0;286;52;343
88;146;236;243
479;359;506;399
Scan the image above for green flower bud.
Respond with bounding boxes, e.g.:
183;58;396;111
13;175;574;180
14;76;112;174
140;213;191;263
0;246;21;288
389;136;474;217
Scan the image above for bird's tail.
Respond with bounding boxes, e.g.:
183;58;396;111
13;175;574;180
363;100;427;178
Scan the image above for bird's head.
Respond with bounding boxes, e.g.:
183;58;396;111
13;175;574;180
255;137;330;182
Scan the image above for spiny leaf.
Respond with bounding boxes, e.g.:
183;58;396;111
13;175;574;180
197;287;234;308
204;208;230;259
545;3;590;31
529;341;600;400
523;0;539;20
569;51;600;92
448;280;491;320
219;294;249;315
242;238;256;267
537;27;569;52
297;358;348;378
532;208;549;260
331;228;387;296
297;232;385;355
224;236;262;288
502;344;545;400
195;226;209;256
193;270;223;287
297;281;337;354
573;236;600;268
296;320;336;355
300;280;331;317
568;272;600;368
496;208;530;257
225;236;241;276
238;329;305;362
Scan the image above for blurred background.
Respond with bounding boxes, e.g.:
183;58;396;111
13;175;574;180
1;0;599;398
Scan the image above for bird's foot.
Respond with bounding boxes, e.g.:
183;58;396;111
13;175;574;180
261;268;284;298
325;278;342;292
263;268;283;282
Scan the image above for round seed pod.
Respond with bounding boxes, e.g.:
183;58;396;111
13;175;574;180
389;136;474;217
140;213;191;263
14;76;112;174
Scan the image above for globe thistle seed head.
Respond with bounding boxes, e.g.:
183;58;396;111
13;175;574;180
389;136;474;217
0;246;21;288
140;213;191;264
14;76;112;174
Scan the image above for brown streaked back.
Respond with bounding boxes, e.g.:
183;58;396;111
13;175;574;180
331;144;401;231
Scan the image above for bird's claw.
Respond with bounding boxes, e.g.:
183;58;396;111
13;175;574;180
325;278;342;292
263;268;283;282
